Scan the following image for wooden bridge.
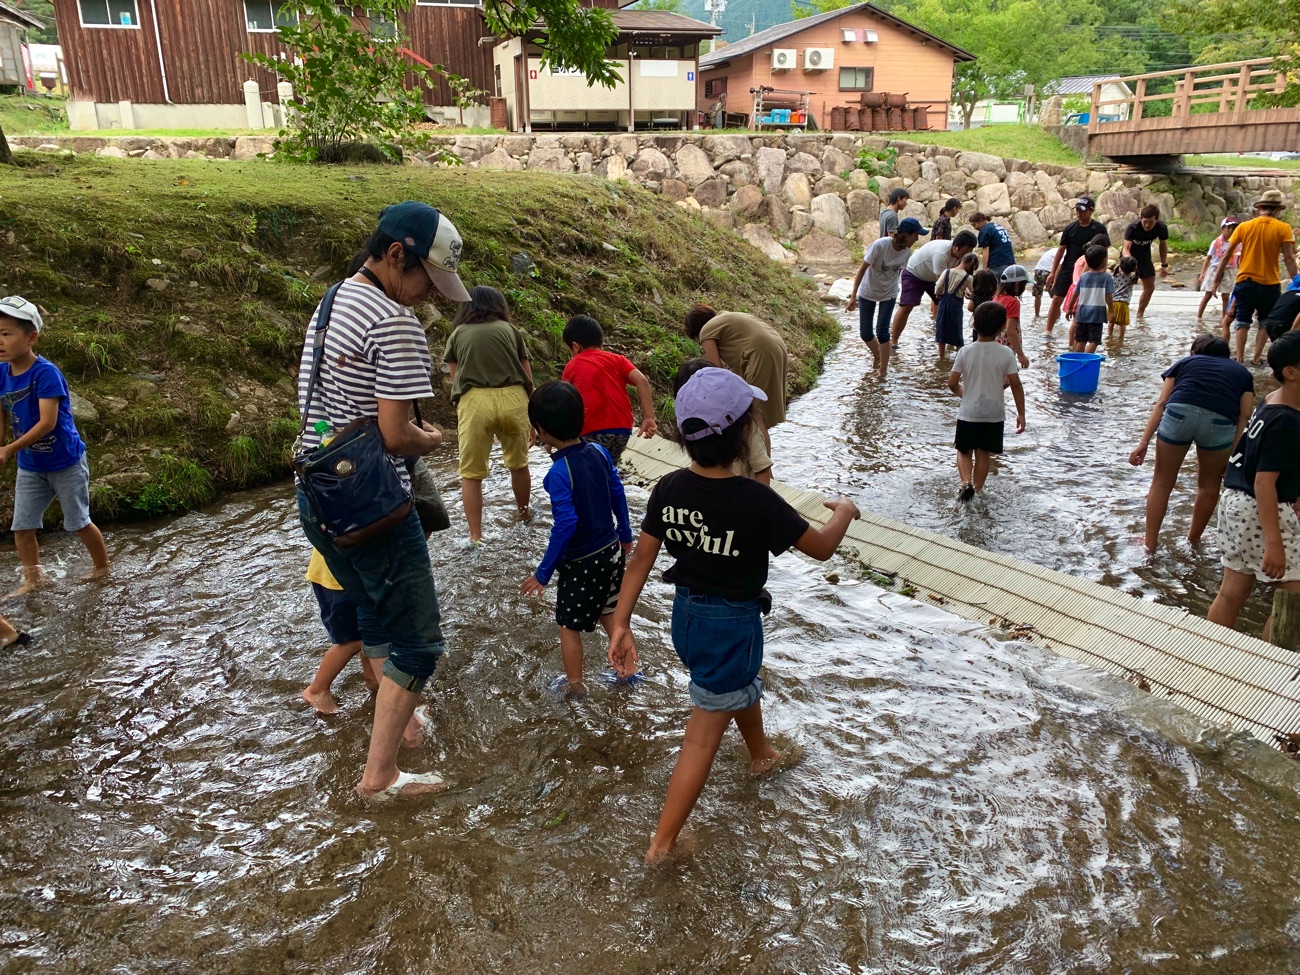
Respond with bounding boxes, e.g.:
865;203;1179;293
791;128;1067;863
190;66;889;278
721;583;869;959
1088;59;1300;165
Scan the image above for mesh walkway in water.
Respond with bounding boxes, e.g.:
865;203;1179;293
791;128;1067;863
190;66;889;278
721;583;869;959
622;436;1300;751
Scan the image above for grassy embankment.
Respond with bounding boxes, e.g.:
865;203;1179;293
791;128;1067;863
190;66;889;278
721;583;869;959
891;125;1084;167
0;156;835;523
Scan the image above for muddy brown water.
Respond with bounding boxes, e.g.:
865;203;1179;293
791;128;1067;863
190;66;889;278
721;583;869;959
3;302;1300;973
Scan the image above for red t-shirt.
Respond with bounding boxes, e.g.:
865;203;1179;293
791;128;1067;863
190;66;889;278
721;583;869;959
562;348;636;435
993;294;1021;347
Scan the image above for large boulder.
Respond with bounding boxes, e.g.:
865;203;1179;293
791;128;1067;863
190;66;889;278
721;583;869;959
69;391;100;426
1039;202;1073;233
782;172;813;208
846;189;880;226
527;147;572;172
1004;170;1035;193
96;145;129;159
762;196;792;234
1087;170;1111;196
822;146;855;177
975;182;1012;216
700;209;735;231
798;230;853;264
810;193;851;237
933;154;957;175
731;183;764;219
814;174;850;197
702;134;752;165
674;143;716;186
1176;195;1213;231
875;175;903;200
1096;187;1141;222
1033;170;1063;204
660;178;690;201
694;177;728;209
787;151;823;175
1011;210;1049;245
1010;185;1045;210
631;146;673;181
755;146;787;194
790;209;814;238
606;134;638;158
907;177;939;203
503;135;534;156
596;153;627;180
719;159;754;187
957;151;1007;177
232;136;275;160
576;152;594;174
894;154;922;180
938;170;975;197
741;223;794;263
477;147;523;171
846;169;873;190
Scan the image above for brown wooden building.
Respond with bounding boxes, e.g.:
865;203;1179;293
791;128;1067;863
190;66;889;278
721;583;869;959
52;0;629;130
698;1;972;132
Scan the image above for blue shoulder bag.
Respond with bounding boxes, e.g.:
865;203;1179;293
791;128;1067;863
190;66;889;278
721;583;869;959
293;282;413;548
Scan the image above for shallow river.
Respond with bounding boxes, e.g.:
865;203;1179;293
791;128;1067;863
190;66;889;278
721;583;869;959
3;300;1300;973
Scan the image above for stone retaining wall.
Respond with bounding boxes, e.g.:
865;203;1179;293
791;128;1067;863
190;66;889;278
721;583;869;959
15;131;1298;267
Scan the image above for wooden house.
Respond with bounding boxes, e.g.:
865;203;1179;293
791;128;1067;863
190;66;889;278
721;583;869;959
0;1;43;89
698;1;973;132
492;8;720;132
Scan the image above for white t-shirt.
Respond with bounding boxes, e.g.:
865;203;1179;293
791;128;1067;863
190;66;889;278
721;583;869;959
951;340;1019;422
857;237;913;302
906;240;955;282
1034;249;1057;272
297;280;435;488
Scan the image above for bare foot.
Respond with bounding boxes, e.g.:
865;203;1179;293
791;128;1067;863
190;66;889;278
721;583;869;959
517;506;532;523
750;744;805;776
7;570;49;599
402;704;432;748
302;686;339;714
645;828;697;866
78;564;110;583
563;681;587;702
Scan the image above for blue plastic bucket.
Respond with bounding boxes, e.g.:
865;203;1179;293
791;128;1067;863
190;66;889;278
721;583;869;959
1055;352;1105;394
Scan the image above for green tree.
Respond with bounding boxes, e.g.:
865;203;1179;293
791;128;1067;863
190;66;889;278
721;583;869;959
1165;0;1299;104
12;0;57;44
632;0;686;13
790;0;852;19
247;0;618;163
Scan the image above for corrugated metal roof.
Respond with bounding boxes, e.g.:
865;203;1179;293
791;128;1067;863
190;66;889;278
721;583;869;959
622;434;1300;754
0;1;43;29
609;9;722;35
1055;75;1132;95
699;1;974;68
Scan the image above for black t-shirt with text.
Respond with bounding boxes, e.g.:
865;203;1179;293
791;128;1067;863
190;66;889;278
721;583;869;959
1124;220;1169;263
1059;220;1102;276
642;469;809;601
1225;402;1300;502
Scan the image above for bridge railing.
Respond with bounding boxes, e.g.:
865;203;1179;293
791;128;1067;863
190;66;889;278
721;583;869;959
1087;58;1292;134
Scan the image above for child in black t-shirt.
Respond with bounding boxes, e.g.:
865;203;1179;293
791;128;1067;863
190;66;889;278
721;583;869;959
1207;331;1300;637
607;367;860;865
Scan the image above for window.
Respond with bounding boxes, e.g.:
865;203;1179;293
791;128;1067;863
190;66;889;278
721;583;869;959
704;77;727;97
244;1;296;31
78;0;140;27
839;67;874;91
367;8;397;38
415;0;480;7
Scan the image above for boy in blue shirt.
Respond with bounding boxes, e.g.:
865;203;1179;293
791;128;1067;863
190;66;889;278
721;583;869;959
0;296;109;594
1069;245;1115;353
520;381;633;695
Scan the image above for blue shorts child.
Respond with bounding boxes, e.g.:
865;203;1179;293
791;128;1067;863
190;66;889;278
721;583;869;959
11;455;92;531
312;582;361;645
859;298;895;345
670;587;765;712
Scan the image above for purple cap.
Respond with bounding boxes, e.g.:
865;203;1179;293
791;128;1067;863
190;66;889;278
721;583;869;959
675;367;767;441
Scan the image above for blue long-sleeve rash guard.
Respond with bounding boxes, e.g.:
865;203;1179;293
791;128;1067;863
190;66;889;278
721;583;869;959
534;442;632;585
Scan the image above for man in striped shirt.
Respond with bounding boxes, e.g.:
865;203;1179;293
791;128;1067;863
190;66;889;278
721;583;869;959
296;201;468;802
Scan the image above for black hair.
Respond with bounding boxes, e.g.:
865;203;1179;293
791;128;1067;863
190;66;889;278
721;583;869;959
1139;204;1160;220
0;312;37;335
1191;334;1230;358
888;188;910;205
1085;244;1108;270
973;301;1007;337
970;269;998;298
969;211;989;224
1089;233;1111;248
452;286;511;326
672;357;712;395
998;278;1026;297
952;229;978;250
942;197;962;214
562;314;603;349
684;303;716;340
1117;255;1139;275
527;380;584;441
1268;329;1300;382
356;229;424;275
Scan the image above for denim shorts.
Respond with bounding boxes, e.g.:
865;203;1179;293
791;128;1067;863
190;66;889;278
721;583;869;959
1157;402;1237;451
297;486;446;692
859;298;895;345
12;455;92;532
670;587;765;713
312;582;361;645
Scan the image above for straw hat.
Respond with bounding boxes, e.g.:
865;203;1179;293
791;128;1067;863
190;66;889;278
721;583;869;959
1254;189;1288;211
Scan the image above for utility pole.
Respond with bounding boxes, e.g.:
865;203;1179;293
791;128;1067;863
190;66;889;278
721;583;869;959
749;14;756;35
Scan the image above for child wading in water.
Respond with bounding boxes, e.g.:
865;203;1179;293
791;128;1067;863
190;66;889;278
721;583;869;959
1070;245;1115;353
522;381;632;696
935;254;977;361
949;303;1026;502
994;265;1031;369
1198;218;1239;322
1110;256;1139;341
607;368;860;864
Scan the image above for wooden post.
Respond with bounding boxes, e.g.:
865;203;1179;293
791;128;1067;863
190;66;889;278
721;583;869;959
1234;64;1251;120
1089;82;1100;134
1177;70;1195;118
1132;78;1145;121
1270;589;1300;651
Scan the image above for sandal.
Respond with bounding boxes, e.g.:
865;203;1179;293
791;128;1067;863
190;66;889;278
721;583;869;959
364;770;445;802
0;632;31;651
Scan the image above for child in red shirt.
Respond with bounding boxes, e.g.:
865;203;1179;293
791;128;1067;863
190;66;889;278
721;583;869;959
560;315;657;463
994;266;1031;369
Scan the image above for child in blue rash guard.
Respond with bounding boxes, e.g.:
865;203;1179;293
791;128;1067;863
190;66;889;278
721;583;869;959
520;381;632;696
607;367;860;864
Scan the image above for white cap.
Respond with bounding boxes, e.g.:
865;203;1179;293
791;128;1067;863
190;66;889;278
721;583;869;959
0;296;42;332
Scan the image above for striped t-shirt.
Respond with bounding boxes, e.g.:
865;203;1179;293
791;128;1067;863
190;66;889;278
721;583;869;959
1073;270;1114;325
296;280;434;487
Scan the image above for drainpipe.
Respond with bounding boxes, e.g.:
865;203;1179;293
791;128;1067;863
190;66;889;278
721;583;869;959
626;32;637;133
148;0;172;103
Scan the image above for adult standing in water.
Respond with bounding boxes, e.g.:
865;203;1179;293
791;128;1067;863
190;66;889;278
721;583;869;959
1044;198;1100;335
1122;204;1170;319
683;304;789;481
847;218;926;378
443;286;535;544
1128;334;1254;552
296;201;467;800
890;229;976;349
1212;189;1299;365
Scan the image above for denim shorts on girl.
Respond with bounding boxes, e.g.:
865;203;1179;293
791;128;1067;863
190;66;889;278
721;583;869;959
12;455;92;532
1157;402;1236;451
670;587;766;712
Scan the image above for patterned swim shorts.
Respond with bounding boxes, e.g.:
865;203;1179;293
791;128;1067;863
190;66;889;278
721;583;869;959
1218;488;1300;582
1032;268;1050;298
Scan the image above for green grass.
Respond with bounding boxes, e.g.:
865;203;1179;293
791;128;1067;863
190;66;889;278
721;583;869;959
893;125;1084;166
0;155;834;521
1186;154;1300;171
0;93;68;136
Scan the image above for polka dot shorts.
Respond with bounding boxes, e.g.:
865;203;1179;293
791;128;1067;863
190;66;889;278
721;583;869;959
1218;488;1300;582
555;540;626;632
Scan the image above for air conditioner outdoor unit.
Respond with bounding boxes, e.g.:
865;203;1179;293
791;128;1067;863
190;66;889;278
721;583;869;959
771;48;795;71
803;47;834;70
